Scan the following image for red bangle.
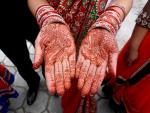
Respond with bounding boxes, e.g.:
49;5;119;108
102;10;122;23
90;20;116;34
98;15;119;31
35;5;66;27
38;11;60;26
35;5;53;17
36;6;55;22
106;5;126;21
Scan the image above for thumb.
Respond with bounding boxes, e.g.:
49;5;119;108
33;43;44;69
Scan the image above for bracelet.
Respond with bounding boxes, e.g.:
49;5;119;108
98;14;119;31
90;5;126;34
35;5;66;27
136;10;150;29
35;5;55;21
90;20;116;34
106;4;126;21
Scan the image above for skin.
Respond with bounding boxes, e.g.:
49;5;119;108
28;0;133;96
124;25;148;66
34;23;76;96
76;29;118;96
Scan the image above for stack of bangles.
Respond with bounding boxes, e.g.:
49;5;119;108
35;5;66;28
90;5;126;35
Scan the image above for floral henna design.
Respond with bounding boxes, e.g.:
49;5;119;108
77;59;90;89
54;61;64;96
77;29;118;96
81;29;118;66
80;64;96;96
34;23;76;95
45;65;56;94
41;24;75;64
62;58;71;89
90;63;107;95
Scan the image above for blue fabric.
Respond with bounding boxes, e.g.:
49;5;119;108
4;70;15;85
0;96;9;113
0;69;18;113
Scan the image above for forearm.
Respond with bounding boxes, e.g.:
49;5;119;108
129;24;148;50
28;0;66;27
129;0;149;49
109;0;133;16
28;0;49;16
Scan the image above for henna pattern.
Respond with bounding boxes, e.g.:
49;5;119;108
81;29;118;66
77;28;118;96
42;24;75;63
34;23;76;96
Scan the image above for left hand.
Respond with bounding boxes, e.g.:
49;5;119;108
76;29;118;96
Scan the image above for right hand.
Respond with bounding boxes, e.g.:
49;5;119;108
33;23;76;96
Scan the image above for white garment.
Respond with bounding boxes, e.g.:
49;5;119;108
105;0;113;8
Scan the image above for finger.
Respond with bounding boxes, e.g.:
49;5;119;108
108;52;118;78
81;64;96;97
33;42;44;69
78;59;90;89
62;58;71;90
90;61;107;95
69;53;76;78
45;65;56;94
55;61;65;96
76;54;84;78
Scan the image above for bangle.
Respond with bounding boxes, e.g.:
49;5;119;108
98;14;119;31
90;5;125;34
90;20;116;34
35;5;66;27
106;4;126;21
136;10;150;29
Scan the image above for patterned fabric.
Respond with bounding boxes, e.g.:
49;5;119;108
136;0;150;29
76;96;96;113
48;0;108;48
0;65;18;113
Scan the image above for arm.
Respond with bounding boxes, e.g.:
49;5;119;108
125;25;148;66
129;25;148;51
109;0;133;15
27;0;76;96
125;1;150;66
130;0;150;49
27;0;49;16
76;0;133;96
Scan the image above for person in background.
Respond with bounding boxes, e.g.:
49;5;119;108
0;65;18;113
0;0;40;105
104;1;150;113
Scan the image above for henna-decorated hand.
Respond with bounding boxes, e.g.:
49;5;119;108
33;23;76;96
76;29;118;96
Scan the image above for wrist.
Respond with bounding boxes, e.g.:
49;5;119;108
35;5;66;28
90;5;125;35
